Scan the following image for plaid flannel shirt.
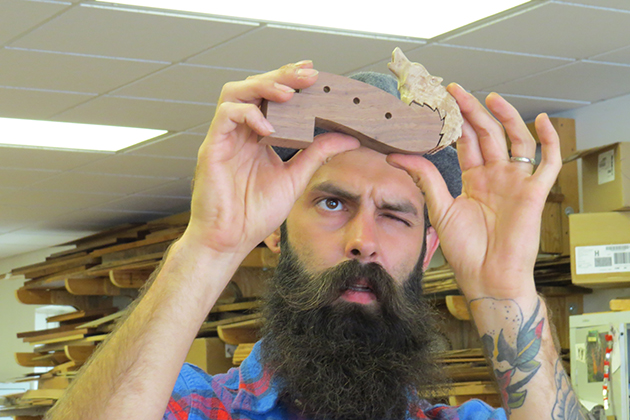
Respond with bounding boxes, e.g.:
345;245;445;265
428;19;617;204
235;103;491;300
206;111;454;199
164;342;506;420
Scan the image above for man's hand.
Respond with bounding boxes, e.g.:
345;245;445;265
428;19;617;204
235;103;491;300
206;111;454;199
185;61;359;260
387;84;562;300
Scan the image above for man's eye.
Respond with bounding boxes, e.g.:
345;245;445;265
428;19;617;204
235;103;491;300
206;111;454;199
385;214;411;227
317;198;343;211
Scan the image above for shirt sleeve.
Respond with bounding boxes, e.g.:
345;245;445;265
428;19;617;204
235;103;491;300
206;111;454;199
423;399;507;420
163;363;232;420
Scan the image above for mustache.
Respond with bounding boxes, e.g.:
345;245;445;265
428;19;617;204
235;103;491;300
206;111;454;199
273;257;422;321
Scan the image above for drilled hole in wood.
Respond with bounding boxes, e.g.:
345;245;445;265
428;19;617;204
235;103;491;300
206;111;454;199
323;86;331;93
385;112;392;119
353;97;360;104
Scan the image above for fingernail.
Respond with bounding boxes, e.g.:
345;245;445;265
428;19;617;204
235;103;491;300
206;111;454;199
263;119;275;133
295;60;313;67
274;82;295;93
297;68;318;79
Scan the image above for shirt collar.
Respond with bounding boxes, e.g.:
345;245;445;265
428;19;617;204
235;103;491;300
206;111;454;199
230;341;285;416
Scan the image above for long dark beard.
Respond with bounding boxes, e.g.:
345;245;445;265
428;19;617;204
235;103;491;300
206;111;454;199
260;229;446;420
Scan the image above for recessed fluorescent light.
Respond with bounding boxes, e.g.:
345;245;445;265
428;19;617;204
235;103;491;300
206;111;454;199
0;118;167;152
95;0;531;39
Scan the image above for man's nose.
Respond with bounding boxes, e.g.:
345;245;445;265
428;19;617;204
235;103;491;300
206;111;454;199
344;211;379;262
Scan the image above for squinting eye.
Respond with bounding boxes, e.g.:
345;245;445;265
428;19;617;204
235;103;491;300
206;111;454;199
317;198;343;212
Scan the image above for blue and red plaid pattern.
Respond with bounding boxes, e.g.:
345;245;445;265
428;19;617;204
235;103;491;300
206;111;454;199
164;342;506;420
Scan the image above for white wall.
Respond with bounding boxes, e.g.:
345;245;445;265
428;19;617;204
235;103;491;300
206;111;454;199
0;247;71;381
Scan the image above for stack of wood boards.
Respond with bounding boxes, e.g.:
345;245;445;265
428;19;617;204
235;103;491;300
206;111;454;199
423;255;573;295
2;308;122;418
6;211;278;417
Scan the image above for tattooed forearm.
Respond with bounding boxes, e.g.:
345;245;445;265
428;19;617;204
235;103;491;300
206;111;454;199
551;358;592;420
473;298;544;414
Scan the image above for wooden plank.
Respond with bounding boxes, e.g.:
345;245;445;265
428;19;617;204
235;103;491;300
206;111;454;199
17;322;83;339
64;345;95;363
13;254;100;280
46;308;117;323
23;265;97;290
260;72;445;154
610;299;630;311
15;288;51;305
65;277;121;296
90;229;181;258
109;268;153;288
21;389;65;400
23;328;95;343
217;319;263;345
100;242;171;264
87;259;159;277
210;300;261;313
446;295;471;321
199;314;260;334
37;336;105;353
233;343;255;365
84;253;164;274
15;353;65;368
78;310;125;328
240;247;279;268
540;200;563;254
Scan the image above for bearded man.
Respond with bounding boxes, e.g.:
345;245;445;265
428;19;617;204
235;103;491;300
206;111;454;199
47;61;589;420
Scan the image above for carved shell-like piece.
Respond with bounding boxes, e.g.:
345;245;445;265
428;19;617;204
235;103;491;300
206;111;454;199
387;47;463;152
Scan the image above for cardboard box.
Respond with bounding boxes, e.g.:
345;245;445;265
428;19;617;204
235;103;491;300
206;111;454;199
568;142;630;212
185;337;237;375
570;212;630;287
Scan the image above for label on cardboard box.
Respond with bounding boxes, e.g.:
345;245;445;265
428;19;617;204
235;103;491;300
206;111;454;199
575;244;630;274
598;149;615;185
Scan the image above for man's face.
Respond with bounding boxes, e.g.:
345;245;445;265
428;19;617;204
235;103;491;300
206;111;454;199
284;139;436;298
260;138;445;420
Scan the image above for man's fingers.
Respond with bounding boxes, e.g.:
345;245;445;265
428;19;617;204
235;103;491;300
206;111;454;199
209;102;274;139
218;61;319;105
533;113;562;186
385;154;454;229
285;133;361;194
447;83;508;164
456;119;484;171
485;93;537;173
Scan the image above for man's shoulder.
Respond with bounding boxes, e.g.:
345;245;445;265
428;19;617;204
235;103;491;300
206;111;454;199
418;399;506;420
164;363;241;420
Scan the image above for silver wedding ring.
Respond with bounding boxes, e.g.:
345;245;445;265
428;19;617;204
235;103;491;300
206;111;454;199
510;156;536;166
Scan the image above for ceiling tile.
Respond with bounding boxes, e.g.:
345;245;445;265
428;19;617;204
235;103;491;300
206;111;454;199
53;96;215;131
0;0;69;46
0;146;108;171
112;64;251;104
186;121;211;135
445;2;630;59
472;92;587;123
96;194;190;214
0;48;167;94
0;205;69;229
28;171;175;195
486;61;630;103
186;26;423;74
0;243;49;259
11;5;259;62
590;46;630;65
127;133;204;159
135;178;193;198
0;167;59;188
0;86;95;119
562;0;630;10
1;189;122;210
69;154;195;179
374;44;571;91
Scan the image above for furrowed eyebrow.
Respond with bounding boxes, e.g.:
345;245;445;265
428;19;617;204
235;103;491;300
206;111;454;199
310;181;419;216
379;201;419;217
310;181;361;202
